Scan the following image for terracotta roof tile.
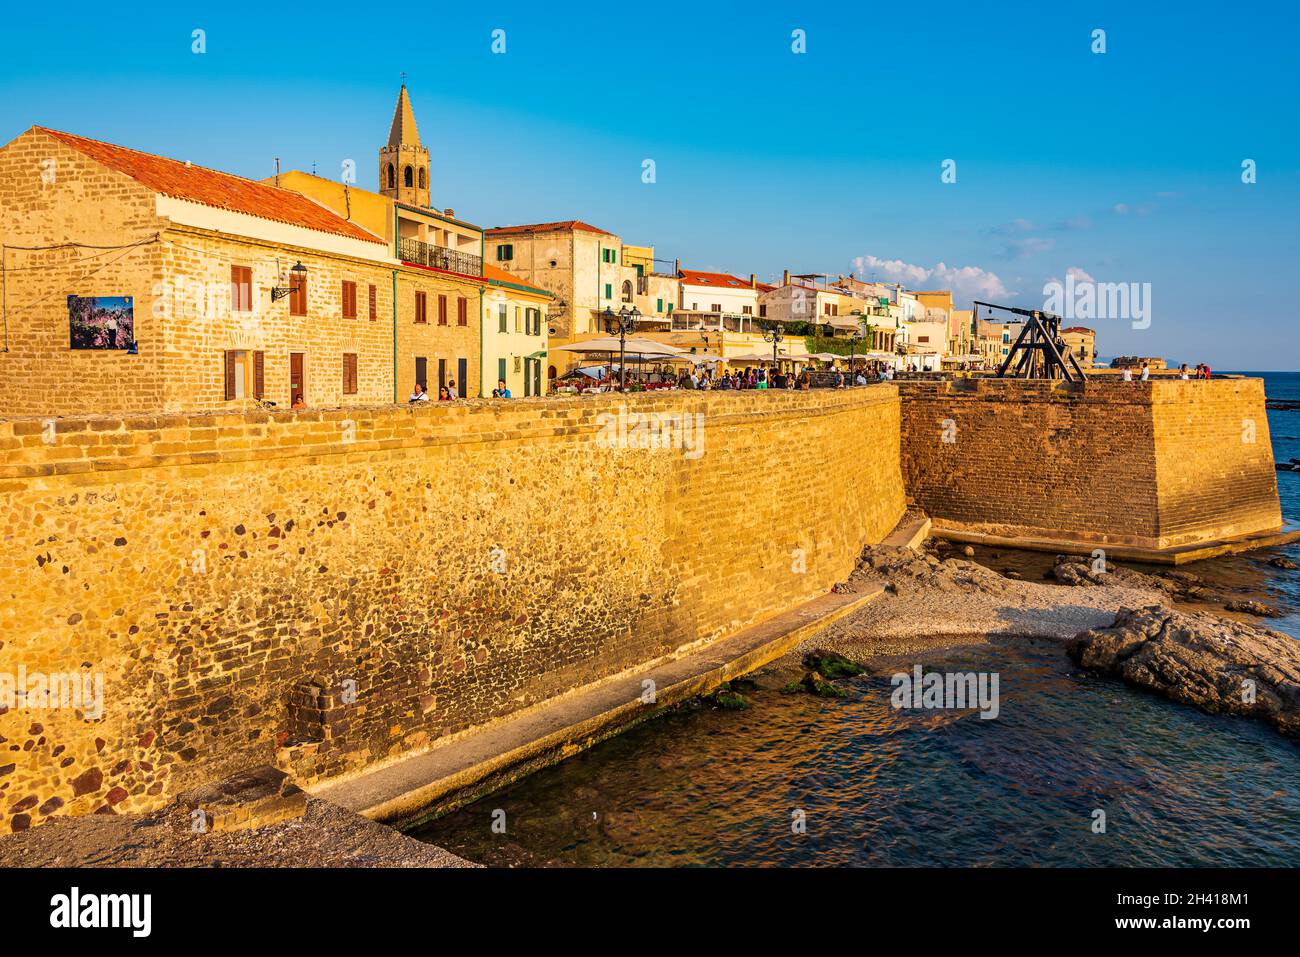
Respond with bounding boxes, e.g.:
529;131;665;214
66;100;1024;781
679;269;755;289
36;126;384;245
482;262;553;297
485;220;611;236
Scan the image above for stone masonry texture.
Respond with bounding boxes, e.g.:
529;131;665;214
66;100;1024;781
0;386;905;832
897;378;1281;550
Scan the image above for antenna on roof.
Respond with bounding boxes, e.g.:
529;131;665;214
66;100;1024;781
274;157;280;188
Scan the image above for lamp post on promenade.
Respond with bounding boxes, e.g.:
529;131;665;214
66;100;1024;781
763;324;784;378
603;305;640;391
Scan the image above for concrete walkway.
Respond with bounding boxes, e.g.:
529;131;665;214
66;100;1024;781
310;583;885;828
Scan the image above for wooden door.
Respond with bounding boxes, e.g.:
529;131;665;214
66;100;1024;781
290;352;305;405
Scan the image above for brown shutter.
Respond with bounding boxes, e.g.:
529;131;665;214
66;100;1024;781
253;351;265;399
438;294;447;325
224;351;236;400
457;298;467;326
368;284;377;321
343;353;358;394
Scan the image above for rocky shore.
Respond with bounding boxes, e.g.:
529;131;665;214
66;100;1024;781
778;541;1300;739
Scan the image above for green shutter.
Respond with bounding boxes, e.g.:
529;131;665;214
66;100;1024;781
605;283;612;299
497;358;506;382
657;298;663;312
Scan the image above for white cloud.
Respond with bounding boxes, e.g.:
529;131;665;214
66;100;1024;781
852;254;1010;304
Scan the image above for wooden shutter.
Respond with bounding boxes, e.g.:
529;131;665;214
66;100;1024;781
457;298;467;326
368;284;377;321
342;281;356;319
343;353;358;394
253;351;265;399
290;273;307;316
415;291;426;323
438;294;448;326
224;351;236;400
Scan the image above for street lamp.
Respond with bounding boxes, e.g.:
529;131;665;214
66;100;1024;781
762;324;784;376
271;262;307;302
603;304;640;391
848;332;861;381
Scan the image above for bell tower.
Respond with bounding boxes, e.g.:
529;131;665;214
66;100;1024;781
379;84;430;208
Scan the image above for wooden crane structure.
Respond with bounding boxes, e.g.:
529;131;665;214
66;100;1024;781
973;300;1086;381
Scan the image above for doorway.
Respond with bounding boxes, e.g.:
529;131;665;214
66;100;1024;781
290;352;305;405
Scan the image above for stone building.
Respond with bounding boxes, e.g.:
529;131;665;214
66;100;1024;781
1061;326;1097;368
484;220;678;352
0;126;396;416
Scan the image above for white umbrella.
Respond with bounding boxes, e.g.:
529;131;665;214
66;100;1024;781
554;337;684;356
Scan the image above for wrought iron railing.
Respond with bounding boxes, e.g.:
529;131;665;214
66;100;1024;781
398;237;483;277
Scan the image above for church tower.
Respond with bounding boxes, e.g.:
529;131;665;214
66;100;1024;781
379;85;430;208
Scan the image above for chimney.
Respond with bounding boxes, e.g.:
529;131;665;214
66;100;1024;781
782;268;790;286
749;273;756;288
443;208;455;218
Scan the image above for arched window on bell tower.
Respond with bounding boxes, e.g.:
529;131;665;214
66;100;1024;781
387;164;395;189
418;168;426;189
404;166;413;188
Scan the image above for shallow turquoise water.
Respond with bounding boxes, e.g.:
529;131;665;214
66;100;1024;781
415;374;1300;867
414;640;1300;867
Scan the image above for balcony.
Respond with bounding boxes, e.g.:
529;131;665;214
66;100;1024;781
399;237;483;277
671;311;762;334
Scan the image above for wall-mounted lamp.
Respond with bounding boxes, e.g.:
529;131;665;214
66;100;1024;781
271;262;307;302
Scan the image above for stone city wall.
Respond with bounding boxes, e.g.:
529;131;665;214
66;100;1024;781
0;386;905;832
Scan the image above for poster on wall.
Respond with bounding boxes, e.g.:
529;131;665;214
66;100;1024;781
68;295;133;350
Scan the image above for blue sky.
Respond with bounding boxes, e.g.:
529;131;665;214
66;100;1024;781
2;1;1297;367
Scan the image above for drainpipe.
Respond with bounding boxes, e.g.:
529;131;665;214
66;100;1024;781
392;269;398;403
392;204;400;403
480;231;486;398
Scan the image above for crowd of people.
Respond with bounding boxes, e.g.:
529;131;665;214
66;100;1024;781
1121;362;1213;382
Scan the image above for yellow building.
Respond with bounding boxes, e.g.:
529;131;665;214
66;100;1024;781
271;85;487;399
482;264;550;396
1061;326;1097;368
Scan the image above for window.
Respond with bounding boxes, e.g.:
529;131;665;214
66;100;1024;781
621;280;633;303
230;265;252;313
602;248;616;264
457;298;468;326
415;356;427;391
343;353;358;395
656;298;663;313
515;306;521;333
223;350;265;400
386;164;395;189
341;280;357;319
415;291;427;323
604;283;612;300
418;168;426;189
368;284;377;321
918;335;930;343
404;166;413;187
499;303;508;333
498;357;507;383
711;303;721;313
289;271;307;316
497;244;514;261
438;294;448;325
742;305;752;315
759;304;767;318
